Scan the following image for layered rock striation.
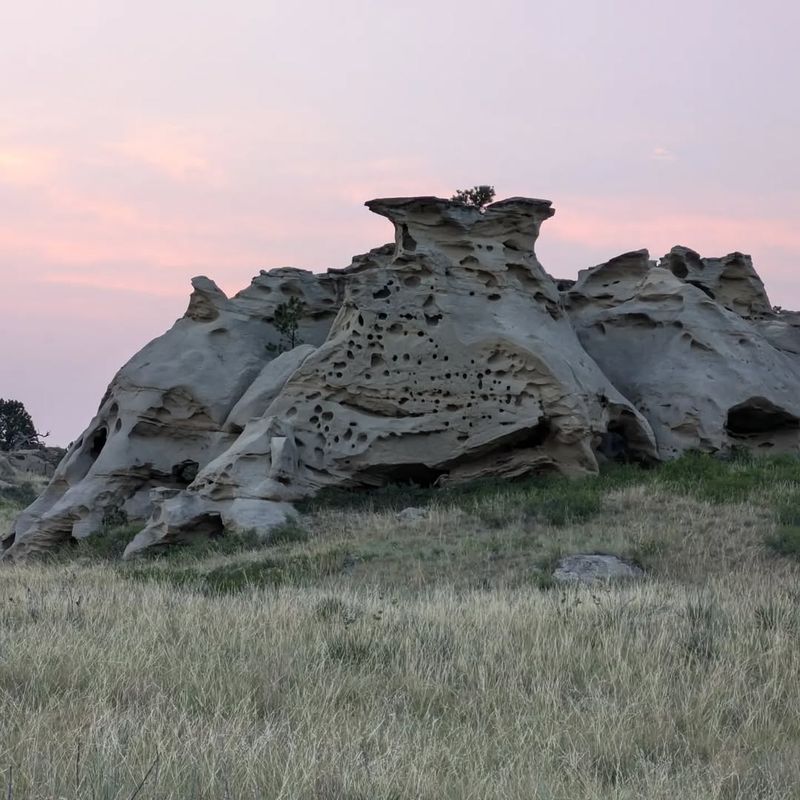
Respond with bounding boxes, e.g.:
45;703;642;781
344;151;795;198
3;196;798;559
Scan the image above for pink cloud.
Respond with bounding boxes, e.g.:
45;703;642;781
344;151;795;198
0;144;60;185
549;202;800;261
107;124;223;183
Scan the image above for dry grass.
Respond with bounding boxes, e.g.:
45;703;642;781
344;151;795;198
1;455;800;798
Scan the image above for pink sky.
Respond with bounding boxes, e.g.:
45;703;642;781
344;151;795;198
2;0;799;445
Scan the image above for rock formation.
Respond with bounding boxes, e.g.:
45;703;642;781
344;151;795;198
3;195;798;560
0;447;65;488
566;251;800;458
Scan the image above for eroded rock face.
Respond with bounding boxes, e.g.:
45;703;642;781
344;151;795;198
0;448;65;481
552;554;644;584
258;197;657;490
3;271;346;560
660;246;772;319
566;251;800;458
5;195;799;560
122;197;658;556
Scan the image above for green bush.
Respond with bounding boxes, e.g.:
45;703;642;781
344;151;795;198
0;482;37;506
268;519;310;546
766;526;800;559
451;185;496;208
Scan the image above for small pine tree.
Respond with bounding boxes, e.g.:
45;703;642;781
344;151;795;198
0;398;42;451
451;185;496;209
272;297;304;352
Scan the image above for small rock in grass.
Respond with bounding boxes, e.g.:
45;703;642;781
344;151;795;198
552;554;644;584
396;507;428;524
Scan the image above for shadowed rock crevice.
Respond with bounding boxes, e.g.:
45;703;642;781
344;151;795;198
726;399;799;438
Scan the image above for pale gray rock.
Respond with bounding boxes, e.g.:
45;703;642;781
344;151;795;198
396;507;428;523
132;197;657;554
254;197;657;498
552;554;644;583
753;310;800;356
567;252;800;458
122;488;296;558
660;246;772;319
225;345;317;432
3;272;342;561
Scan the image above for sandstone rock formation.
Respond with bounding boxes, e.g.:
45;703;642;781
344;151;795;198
3;194;798;560
660;246;773;318
0;448;64;482
4;271;347;559
566;250;800;458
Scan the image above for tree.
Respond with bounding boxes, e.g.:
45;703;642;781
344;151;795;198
0;398;44;451
272;297;304;352
451;185;496;209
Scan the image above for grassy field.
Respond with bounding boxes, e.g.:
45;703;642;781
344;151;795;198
2;454;800;798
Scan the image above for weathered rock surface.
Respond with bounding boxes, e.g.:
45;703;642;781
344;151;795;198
4;194;799;560
255;197;657;491
3;271;346;560
660;246;772;319
552;554;644;584
0;448;65;481
566;251;800;458
120;197;657;555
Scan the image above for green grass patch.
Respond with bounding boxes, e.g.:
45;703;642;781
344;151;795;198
766;526;800;559
71;522;143;560
658;451;800;504
122;546;351;594
0;482;37;506
268;518;310;545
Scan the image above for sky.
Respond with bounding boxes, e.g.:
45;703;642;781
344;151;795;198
1;0;799;445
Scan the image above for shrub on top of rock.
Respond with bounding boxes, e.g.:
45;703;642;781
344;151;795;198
450;185;496;209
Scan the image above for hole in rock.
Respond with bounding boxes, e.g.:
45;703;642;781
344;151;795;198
357;462;447;488
401;225;417;251
170;513;225;547
90;427;108;459
726;398;800;437
670;260;689;279
509;419;552;448
171;460;200;485
687;280;715;299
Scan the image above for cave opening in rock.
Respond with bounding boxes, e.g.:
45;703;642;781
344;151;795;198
359;462;447;488
510;419;552;449
90;427;108;459
400;224;417;252
171;460;200;485
726;398;799;437
687;280;715;299
669;260;689;279
159;513;226;551
597;413;657;466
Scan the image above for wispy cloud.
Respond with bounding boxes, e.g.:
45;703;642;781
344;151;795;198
0;144;60;185
650;146;677;161
107;124;223;183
